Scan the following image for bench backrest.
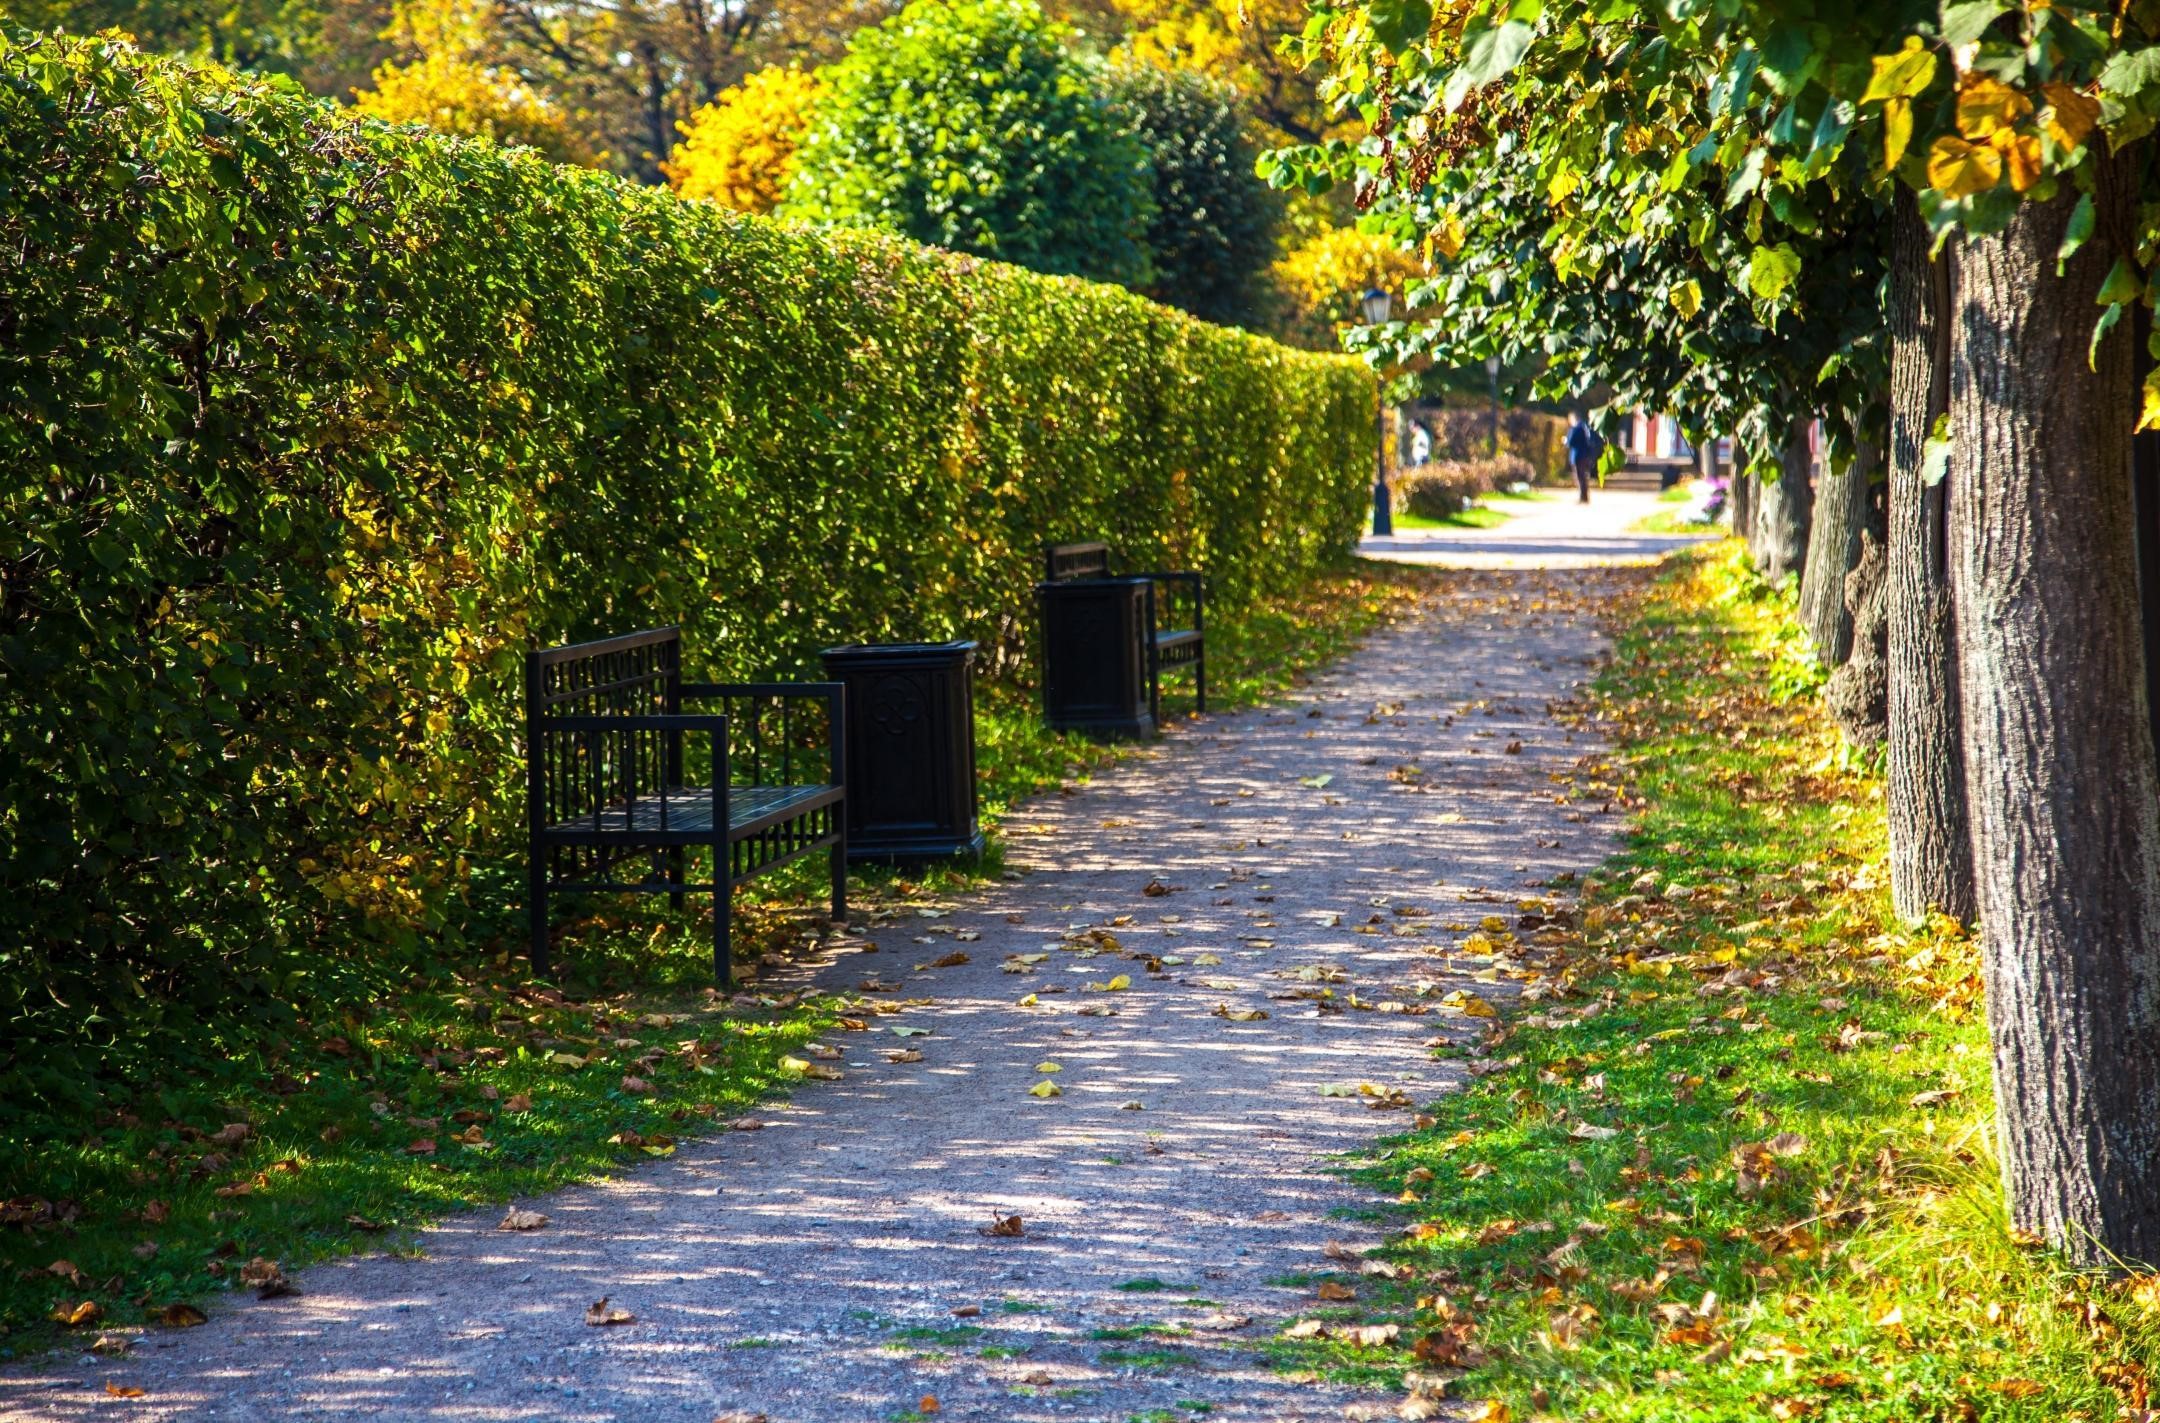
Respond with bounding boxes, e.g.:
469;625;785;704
1044;542;1113;581
526;626;683;836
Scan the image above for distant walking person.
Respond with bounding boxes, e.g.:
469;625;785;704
1565;411;1602;504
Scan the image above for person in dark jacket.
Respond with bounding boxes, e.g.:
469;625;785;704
1565;411;1602;504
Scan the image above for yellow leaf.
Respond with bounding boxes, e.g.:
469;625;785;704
1036;1060;1062;1073
1955;75;2032;140
2041;82;2100;150
1926;135;2003;199
1860;38;1937;104
1440;989;1498;1018
1107;974;1131;991
1993;129;2042;191
2140;370;2160;432
1884;96;1914;169
1670;280;1701;320
1430;211;1466;261
1028;1080;1063;1098
1016;993;1039;1007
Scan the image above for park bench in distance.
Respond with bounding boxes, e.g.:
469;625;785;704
525;627;845;989
1041;542;1207;728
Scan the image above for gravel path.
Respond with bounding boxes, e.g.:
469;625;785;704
1361;488;1717;569
4;567;1643;1423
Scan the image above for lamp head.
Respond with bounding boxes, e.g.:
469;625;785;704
1359;287;1392;326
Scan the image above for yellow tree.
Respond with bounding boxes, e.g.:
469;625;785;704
352;0;589;161
664;66;822;211
1103;0;1323;143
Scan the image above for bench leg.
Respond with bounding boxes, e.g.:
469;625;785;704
714;857;733;992
668;846;686;912
830;821;848;926
1195;649;1207;715
529;862;551;978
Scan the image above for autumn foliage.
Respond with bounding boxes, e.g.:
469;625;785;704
664;65;822;211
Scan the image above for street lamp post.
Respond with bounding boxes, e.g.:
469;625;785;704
1484;354;1502;457
1361;287;1393;537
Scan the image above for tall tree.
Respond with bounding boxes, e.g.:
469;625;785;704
1279;0;2160;1267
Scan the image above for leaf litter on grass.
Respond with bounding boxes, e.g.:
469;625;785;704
1269;549;2160;1422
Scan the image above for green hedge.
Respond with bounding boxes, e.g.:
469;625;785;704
0;32;1372;1100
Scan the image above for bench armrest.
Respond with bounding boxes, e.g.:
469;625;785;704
1130;571;1205;629
677;683;844;788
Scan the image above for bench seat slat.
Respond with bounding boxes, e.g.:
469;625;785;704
541;784;840;840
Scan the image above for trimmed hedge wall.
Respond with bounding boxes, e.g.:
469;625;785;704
0;33;1372;1092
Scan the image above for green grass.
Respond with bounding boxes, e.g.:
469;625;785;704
1099;1348;1201;1370
1271;542;2160;1421
1395;505;1512;530
0;560;1443;1358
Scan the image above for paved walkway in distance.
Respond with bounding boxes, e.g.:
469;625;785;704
3;562;1655;1423
1364;487;1719;569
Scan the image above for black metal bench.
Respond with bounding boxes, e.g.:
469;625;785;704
525;627;844;989
1041;542;1206;725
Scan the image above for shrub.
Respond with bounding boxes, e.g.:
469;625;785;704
351;0;589;163
1398;455;1534;518
0;31;1371;1105
783;0;1154;285
1104;62;1280;328
1420;406;1569;482
665;66;823;212
1271;226;1424;348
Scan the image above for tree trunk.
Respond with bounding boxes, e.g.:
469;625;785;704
1823;528;1888;744
1951;148;2160;1267
1798;433;1878;667
1731;450;1754;542
1886;191;1976;925
1752;416;1813;580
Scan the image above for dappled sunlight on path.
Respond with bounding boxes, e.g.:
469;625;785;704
3;571;1647;1422
1364;489;1719;569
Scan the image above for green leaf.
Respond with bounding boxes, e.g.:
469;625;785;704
1445;20;1537;110
1860;40;1938;103
1939;0;2008;46
2091;302;2126;370
2096;256;2142;307
1368;0;1435;52
1712;47;1760;118
2057;192;2095;273
2098;44;2160;98
1745;243;1803;303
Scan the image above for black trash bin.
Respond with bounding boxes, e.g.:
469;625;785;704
1037;575;1154;738
818;640;983;864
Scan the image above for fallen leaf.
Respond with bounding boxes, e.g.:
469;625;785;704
919;1396;941;1415
930;952;970;968
504;1093;535;1113
950;1304;982;1317
1035;1061;1062;1073
49;1300;99;1327
1212;1004;1269;1022
1765;1132;1808;1157
1317;1281;1357;1301
239;1258;296;1299
103;1382;146;1399
159;1304;208;1328
981;1213;1025;1237
889;1026;932;1038
1300;774;1334;789
209;1123;251;1148
1029;1080;1062;1098
90;1333;132;1356
620;1076;654;1094
887;1049;924;1063
499;1208;549;1232
585;1296;635;1326
345;1215;386;1232
1439;989;1497;1018
405;1138;437;1156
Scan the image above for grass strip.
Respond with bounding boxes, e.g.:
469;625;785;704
1272;544;2160;1422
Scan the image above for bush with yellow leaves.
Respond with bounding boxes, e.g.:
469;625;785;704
1271;225;1424;348
665;67;823;212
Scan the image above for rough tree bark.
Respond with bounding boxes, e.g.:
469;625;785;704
1731;451;1754;540
1886;191;1975;925
1798;434;1879;667
1951;150;2160;1267
1752;416;1813;580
